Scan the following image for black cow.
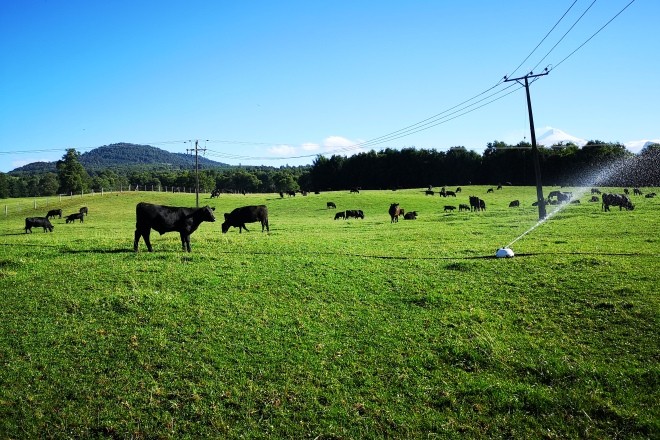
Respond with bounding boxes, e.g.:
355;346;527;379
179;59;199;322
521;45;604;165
445;191;456;197
66;213;84;223
327;202;336;209
345;209;364;219
459;204;470;212
633;188;643;195
134;202;216;252
46;209;62;219
455;187;462;193
425;190;434;196
287;191;296;197
443;205;456;212
334;211;345;220
210;189;221;198
486;188;494;193
79;207;88;216
509;200;520;208
589;195;600;202
602;193;634;212
469;196;485;212
403;211;417;220
25;217;54;233
591;188;601;194
350;187;360;194
389;203;401;223
221;205;269;234
645;193;656;198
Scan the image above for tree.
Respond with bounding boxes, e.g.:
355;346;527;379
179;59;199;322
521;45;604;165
57;149;90;194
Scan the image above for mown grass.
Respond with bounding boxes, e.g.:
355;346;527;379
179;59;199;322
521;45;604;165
0;186;658;438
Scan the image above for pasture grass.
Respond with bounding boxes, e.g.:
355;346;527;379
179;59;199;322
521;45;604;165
0;186;658;438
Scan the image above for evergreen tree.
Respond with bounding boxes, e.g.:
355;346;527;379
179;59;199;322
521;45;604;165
56;149;90;194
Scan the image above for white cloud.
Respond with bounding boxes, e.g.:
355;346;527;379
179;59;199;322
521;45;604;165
302;143;319;151
323;136;355;148
268;144;296;155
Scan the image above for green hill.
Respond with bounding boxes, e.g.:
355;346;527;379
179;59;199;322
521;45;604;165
10;143;229;174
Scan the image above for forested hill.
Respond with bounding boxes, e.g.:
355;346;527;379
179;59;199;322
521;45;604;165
10;143;229;173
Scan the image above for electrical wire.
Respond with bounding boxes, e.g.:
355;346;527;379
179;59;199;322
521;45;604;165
551;0;636;71
530;0;598;73
508;0;579;78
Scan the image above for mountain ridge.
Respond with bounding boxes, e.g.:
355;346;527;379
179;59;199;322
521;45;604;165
10;143;229;174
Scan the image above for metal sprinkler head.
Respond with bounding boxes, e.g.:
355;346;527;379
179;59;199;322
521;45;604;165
496;247;515;258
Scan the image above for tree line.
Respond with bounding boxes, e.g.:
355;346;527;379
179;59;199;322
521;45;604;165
1;142;658;199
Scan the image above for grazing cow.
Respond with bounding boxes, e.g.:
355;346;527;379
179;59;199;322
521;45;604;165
403;211;417;220
222;205;269;234
602;193;634;212
557;192;572;203
345;209;364;219
591;188;601;194
509;200;520;208
334;211;345;220
455;187;462;193
497;185;503;190
645;192;656;198
66;213;84;223
443;205;456;212
287;190;296;197
79;207;88;216
425;190;434;196
279;192;284;198
389;203;401;223
469;196;480;211
445;191;456;197
327;202;337;209
25;217;54;233
633;188;643;195
46;209;62;219
487;188;494;193
624;188;630;195
134;202;216;252
479;199;486;211
589;195;600;202
350;187;360;194
459;204;470;212
210;189;221;198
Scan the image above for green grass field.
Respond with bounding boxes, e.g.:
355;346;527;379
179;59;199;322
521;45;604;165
1;187;658;439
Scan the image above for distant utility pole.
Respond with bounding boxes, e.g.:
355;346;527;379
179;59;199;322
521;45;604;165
186;140;207;208
505;69;549;220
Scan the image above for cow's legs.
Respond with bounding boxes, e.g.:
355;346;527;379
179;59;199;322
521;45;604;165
143;230;153;252
134;229;142;251
180;233;191;252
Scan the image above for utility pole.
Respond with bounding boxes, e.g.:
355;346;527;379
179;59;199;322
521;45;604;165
186;140;207;207
505;69;549;220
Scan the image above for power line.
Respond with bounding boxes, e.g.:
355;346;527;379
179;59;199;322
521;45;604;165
551;0;636;71
507;0;580;78
530;0;598;73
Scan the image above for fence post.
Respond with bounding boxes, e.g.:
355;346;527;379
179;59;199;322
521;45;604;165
34;199;37;210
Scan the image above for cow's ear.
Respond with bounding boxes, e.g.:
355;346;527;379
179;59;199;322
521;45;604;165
211;207;215;211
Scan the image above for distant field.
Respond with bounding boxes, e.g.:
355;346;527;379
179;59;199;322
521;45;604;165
1;186;658;438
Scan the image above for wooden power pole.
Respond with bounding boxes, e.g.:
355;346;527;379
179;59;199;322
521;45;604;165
186;140;207;208
505;69;549;220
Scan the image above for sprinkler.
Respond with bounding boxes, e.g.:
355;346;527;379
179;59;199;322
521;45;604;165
495;247;515;258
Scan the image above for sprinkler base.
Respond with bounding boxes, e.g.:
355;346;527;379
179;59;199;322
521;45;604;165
496;247;515;258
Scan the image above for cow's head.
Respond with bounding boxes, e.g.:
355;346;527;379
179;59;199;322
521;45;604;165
221;222;230;233
202;206;216;222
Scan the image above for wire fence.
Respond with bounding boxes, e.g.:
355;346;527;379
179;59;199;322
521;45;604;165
2;185;201;217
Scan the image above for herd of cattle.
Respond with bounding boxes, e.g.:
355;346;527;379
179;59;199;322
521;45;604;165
22;186;654;252
24;207;88;233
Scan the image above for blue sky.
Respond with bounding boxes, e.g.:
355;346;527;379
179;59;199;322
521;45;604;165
1;0;658;172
